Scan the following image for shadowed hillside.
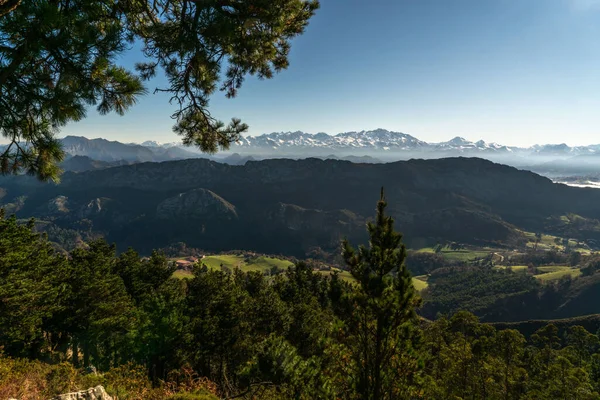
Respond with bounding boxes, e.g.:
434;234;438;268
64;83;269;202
1;157;600;255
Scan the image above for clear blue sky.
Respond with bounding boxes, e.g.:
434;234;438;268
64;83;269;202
62;0;600;147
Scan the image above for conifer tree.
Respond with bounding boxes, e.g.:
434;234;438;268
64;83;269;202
0;0;319;181
0;214;68;358
341;188;422;400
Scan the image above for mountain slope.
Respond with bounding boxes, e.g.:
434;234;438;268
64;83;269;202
2;157;600;256
60;136;200;162
60;155;132;172
61;136;157;162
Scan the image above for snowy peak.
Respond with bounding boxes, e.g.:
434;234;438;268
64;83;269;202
530;143;572;154
236;129;428;151
140;140;162;147
139;140;180;148
448;136;471;146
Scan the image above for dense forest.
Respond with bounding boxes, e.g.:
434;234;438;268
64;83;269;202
3;196;600;399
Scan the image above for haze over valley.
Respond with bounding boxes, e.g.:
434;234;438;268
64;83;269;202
46;129;600;185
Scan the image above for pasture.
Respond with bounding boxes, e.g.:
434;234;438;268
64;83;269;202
172;254;294;279
534;266;581;282
412;275;429;291
416;247;491;262
201;254;294;273
494;265;528;272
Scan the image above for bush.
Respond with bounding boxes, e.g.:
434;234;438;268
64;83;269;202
0;355;217;400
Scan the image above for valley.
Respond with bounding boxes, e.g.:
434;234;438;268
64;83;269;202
5;154;600;325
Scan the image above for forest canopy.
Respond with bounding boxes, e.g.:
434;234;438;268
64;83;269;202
2;195;600;399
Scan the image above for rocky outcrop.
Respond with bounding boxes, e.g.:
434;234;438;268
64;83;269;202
45;195;70;214
51;385;113;400
80;198;108;217
156;188;237;220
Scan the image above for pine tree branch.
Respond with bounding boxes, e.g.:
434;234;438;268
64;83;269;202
0;0;20;17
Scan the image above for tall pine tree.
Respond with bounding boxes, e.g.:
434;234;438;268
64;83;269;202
341;188;422;400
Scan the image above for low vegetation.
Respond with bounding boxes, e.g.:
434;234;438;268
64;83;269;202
0;357;218;400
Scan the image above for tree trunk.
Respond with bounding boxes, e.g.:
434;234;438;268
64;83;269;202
373;316;383;400
83;339;90;368
72;339;79;368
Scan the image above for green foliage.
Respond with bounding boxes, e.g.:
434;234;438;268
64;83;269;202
7;193;600;398
0;0;319;181
405;249;445;275
422;266;541;321
0;214;68;357
340;189;421;399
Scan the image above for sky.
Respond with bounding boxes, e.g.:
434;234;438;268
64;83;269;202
62;0;600;147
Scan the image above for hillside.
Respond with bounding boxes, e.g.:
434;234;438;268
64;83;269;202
1;157;600;256
59;136;200;163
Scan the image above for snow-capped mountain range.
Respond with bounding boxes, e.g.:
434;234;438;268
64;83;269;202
138;129;525;153
218;129;587;157
60;129;600;167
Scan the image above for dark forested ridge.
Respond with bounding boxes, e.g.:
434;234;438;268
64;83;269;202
1;157;600;256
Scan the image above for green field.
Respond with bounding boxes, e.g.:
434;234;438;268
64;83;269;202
493;264;582;283
439;250;491;262
535;266;581;282
412;275;429;291
522;230;591;254
200;254;294;273
494;265;528;272
172;269;194;279
416;247;436;253
416;247;491;261
172;254;294;278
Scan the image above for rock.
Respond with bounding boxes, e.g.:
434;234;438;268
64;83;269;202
156;188;237;220
52;385;113;400
45;195;70;213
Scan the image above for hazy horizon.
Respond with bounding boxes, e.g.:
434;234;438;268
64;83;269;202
56;128;600;148
61;0;600;147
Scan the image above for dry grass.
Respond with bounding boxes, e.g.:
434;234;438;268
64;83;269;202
0;356;217;400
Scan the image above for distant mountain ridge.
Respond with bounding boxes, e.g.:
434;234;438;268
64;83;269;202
60;136;200;163
124;129;599;159
233;129;519;154
57;131;600;177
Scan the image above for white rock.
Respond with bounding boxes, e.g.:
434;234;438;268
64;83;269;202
51;385;113;400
